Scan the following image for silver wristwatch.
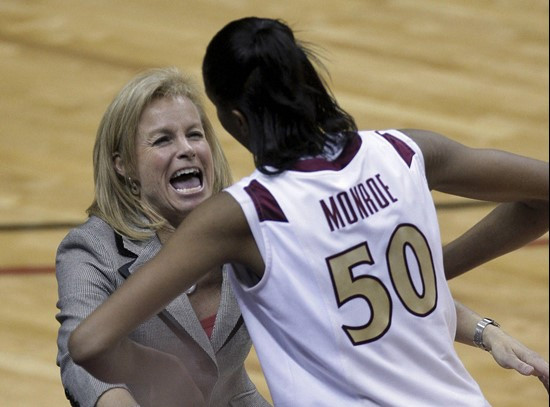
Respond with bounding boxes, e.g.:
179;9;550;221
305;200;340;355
473;317;500;351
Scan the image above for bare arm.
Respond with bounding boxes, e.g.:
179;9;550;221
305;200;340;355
404;129;549;279
84;339;205;406
455;300;549;393
68;192;261;384
97;388;139;407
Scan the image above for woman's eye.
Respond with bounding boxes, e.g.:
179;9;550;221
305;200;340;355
152;136;169;145
188;131;204;139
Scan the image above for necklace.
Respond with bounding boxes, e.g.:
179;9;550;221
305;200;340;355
185;283;197;295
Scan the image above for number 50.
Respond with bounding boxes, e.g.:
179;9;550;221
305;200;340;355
326;224;437;345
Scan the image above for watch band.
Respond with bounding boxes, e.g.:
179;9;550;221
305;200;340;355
473;317;500;351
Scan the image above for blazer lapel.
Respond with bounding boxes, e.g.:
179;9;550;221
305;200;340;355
209;265;245;352
115;232;217;362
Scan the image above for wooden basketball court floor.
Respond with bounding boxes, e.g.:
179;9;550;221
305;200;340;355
0;1;547;405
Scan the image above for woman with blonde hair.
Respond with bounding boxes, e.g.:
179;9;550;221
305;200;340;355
56;67;270;406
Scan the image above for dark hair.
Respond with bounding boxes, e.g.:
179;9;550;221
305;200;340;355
203;17;357;174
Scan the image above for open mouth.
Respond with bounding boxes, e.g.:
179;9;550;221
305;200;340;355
170;167;203;193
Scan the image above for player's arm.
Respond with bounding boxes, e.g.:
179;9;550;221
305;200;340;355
403;129;549;279
96;388;139;407
68;192;261;385
454;300;549;392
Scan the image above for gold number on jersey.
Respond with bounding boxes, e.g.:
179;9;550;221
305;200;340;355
326;224;437;345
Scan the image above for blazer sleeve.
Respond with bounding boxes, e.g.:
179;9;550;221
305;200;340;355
55;222;131;407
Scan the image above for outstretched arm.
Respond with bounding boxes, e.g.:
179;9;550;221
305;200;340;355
455;300;549;393
405;129;549;279
442;201;548;279
68;192;261;386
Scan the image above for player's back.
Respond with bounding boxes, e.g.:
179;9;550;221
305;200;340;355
226;130;489;406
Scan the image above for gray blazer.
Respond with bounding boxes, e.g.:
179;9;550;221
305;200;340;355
56;216;271;407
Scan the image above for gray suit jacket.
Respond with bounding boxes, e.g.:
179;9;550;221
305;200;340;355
56;216;271;407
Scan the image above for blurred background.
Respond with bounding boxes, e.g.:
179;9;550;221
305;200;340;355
0;1;547;405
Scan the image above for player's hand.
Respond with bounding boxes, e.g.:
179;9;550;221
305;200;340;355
483;324;549;394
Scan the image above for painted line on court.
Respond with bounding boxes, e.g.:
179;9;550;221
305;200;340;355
0;266;55;275
0;200;500;232
0;237;547;275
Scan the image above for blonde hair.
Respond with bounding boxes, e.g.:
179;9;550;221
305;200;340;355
87;67;233;240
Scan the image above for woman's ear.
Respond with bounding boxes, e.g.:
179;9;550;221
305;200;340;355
231;109;250;143
113;153;126;177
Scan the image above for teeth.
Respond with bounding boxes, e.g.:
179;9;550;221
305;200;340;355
172;168;200;179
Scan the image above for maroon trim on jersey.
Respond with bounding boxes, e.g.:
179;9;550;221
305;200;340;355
291;132;362;172
244;180;289;223
376;131;415;167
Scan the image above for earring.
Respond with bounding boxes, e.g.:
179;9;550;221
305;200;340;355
128;177;140;196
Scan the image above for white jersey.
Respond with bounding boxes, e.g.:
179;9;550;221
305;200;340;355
225;130;489;406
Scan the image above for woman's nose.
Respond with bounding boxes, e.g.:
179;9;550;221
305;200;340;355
177;136;196;158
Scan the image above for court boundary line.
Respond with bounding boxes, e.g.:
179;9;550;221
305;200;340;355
0;201;498;232
1;237;547;275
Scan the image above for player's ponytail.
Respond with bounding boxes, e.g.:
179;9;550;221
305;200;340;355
203;17;357;174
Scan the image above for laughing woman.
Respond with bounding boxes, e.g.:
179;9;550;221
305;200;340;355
55;67;271;407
